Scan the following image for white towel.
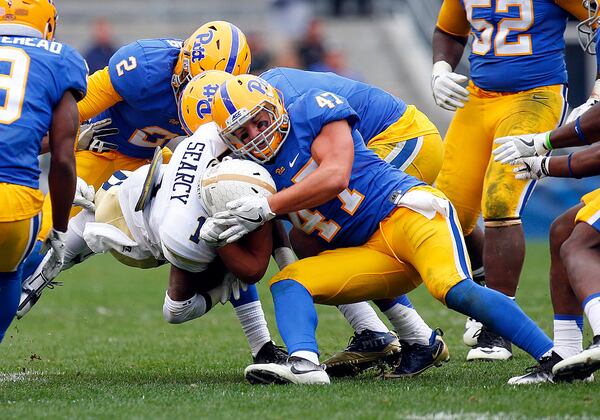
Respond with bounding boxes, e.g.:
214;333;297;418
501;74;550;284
395;189;450;220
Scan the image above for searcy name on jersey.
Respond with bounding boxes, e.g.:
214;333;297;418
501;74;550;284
170;141;206;205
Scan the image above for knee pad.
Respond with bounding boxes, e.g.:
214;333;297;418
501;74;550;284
162;292;208;324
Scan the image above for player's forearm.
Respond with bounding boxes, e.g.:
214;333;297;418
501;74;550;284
268;165;348;215
548;144;600;178
549;103;600;149
432;27;467;69
49;152;76;232
217;224;272;284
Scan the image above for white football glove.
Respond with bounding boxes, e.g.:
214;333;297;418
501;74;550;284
512;156;551;180
493;132;551;164
77;118;119;153
44;228;67;267
73;177;96;212
199;217;229;247
566;80;600;124
212;196;276;244
217;273;249;304
431;61;470;111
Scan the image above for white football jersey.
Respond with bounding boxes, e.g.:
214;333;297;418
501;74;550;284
118;122;228;272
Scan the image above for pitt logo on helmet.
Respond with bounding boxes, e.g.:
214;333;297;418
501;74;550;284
212;75;289;163
178;70;233;135
0;0;57;40
171;20;251;98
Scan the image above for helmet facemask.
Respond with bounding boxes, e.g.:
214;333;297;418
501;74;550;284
219;101;289;163
578;0;599;54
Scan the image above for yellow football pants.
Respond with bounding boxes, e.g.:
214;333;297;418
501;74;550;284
435;83;567;234
271;186;471;304
37;148;172;241
576;189;600;231
368;105;443;185
0;183;43;271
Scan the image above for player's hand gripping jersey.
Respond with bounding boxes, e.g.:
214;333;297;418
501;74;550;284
80;38;188;158
259;88;425;247
87;123;227;271
437;0;589;92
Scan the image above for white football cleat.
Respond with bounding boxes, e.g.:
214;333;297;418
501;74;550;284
508;351;594;385
463;317;482;347
466;325;512;361
245;356;330;385
17;250;62;319
553;336;600;382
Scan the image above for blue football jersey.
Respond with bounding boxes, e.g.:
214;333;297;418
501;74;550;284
263;88;424;247
463;0;569;92
0;36;87;189
95;38;187;159
261;67;407;142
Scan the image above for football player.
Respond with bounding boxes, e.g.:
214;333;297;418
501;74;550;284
431;0;590;361
202;75;558;385
20;71;287;364
20;20;252;300
261;67;449;378
0;0;87;342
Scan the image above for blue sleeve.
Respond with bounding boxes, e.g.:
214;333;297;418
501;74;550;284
60;46;88;101
108;41;150;107
292;88;359;139
596;30;600;71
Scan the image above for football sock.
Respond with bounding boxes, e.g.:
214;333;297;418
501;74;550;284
230;283;259;307
337;302;388;334
445;279;553;360
63;210;95;269
233;301;271;357
552;315;584;359
375;295;413;310
378;298;432;345
583;293;600;337
271;279;318;354
20;240;44;282
291;350;319;365
0;269;22;342
162;292;209;324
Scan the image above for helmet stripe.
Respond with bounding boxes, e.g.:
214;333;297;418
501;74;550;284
224;23;240;74
219;83;238;115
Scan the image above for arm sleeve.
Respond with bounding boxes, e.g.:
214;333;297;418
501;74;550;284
436;0;471;37
77;67;123;123
554;0;592;21
297;89;359;139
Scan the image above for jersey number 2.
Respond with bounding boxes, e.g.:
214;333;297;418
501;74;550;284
465;0;533;56
0;47;30;124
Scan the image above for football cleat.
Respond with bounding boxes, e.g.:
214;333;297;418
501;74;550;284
553;335;600;382
16;250;62;319
323;330;401;377
384;329;450;378
463;317;482;347
253;341;288;364
244;356;330;385
508;351;594;385
466;325;512;361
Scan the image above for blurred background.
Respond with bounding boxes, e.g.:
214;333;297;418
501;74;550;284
53;0;600;239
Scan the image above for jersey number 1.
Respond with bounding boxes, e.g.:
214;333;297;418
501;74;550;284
465;0;533;56
0;47;30;124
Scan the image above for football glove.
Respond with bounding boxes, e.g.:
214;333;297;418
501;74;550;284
77;118;119;153
431;61;469;111
219;273;249;304
212;196;276;244
566;80;600;124
73;177;96;212
199;217;229;247
43;228;67;268
512;156;551;180
493;132;551;164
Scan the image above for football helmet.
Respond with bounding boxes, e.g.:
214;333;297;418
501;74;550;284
578;0;599;54
178;70;233;135
211;75;289;163
0;0;57;40
172;21;251;98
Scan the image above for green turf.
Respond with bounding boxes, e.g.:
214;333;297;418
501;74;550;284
1;242;598;419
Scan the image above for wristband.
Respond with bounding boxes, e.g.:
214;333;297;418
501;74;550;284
544;132;553;151
567;153;581;179
540;157;551;176
574;117;590;145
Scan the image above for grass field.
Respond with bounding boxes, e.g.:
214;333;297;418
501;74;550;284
1;242;598;419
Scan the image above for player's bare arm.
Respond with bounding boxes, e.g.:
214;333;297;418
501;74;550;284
49;91;79;233
267;120;354;215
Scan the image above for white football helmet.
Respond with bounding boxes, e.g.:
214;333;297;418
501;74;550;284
199;157;276;216
578;0;599;54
